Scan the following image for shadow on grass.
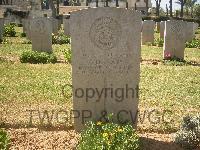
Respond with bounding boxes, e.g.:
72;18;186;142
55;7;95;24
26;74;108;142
140;137;184;150
0;123;74;131
141;59;200;66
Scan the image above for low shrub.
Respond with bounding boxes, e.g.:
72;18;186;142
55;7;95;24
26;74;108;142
63;48;72;63
3;24;16;37
21;32;26;37
154;38;164;47
174;115;200;149
77;121;140;150
52;33;70;45
186;39;200;48
0;129;9;150
20;51;57;64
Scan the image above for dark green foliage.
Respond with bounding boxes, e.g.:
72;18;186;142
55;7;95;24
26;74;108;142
154;38;164;47
186;39;200;48
20;51;57;64
0;129;9;150
21;32;26;37
3;24;16;37
77;121;140;150
52;33;70;45
174;115;200;149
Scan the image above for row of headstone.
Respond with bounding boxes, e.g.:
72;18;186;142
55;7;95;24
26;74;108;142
141;20;199;60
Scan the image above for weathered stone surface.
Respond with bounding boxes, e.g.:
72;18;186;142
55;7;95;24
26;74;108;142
50;18;61;34
193;23;199;39
142;20;154;45
22;19;31;40
163;20;185;60
0;18;4;40
30;17;52;52
160;21;165;39
185;22;194;42
70;8;141;131
63;15;70;36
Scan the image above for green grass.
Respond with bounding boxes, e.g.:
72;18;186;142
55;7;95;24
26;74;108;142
0;27;200;132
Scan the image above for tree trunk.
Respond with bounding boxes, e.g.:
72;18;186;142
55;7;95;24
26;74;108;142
169;0;173;17
180;4;184;17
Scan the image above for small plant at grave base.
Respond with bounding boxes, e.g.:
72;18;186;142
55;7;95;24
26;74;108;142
0;38;8;44
162;57;188;66
20;32;26;37
3;24;16;37
0;129;10;150
186;39;200;49
174;115;200;150
77;121;140;150
64;48;72;63
154;38;164;47
52;33;71;45
20;51;57;64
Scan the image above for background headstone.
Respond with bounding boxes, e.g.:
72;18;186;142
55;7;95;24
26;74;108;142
156;22;160;32
185;22;194;42
22;19;31;40
0;18;4;41
193;22;199;39
30;17;52;52
70;8;141;131
142;20;154;45
64;15;70;36
163;20;185;60
160;21;165;39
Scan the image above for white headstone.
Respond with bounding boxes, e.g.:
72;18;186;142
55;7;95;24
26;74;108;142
185;22;194;42
163;20;185;60
0;18;4;40
193;23;199;39
22;19;31;40
51;18;61;34
160;21;165;39
70;8;141;131
64;17;70;36
30;17;52;52
142;20;155;45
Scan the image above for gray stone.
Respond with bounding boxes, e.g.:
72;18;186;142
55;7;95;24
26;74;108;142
70;8;141;131
51;18;61;34
193;23;199;39
64;16;70;36
142;20;154;45
30;17;52;52
0;18;4;40
160;21;165;39
185;22;194;42
22;19;31;40
163;20;185;60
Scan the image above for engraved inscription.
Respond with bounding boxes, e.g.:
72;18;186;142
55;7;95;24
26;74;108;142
170;22;184;41
89;17;122;50
33;20;45;33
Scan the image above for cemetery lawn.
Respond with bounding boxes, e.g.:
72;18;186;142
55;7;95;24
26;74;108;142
0;27;200;149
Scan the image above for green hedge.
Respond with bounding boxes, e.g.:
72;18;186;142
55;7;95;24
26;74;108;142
20;51;57;64
0;129;9;150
